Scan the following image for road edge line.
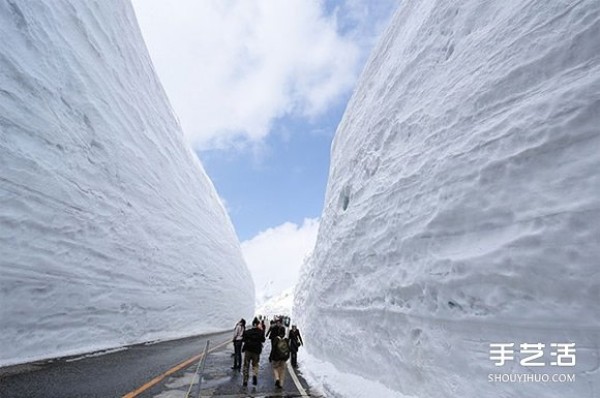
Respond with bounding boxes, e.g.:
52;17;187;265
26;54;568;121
287;362;309;397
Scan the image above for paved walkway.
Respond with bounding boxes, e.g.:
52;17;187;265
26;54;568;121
148;340;323;398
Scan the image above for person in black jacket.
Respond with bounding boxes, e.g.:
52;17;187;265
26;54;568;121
265;320;275;339
241;317;265;387
266;318;285;340
288;325;303;367
267;318;286;361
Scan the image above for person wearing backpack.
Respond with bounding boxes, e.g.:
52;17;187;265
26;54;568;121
288;325;303;368
231;318;245;370
270;335;290;388
241;318;265;387
267;318;286;361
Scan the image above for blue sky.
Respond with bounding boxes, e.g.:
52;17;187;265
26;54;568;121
132;0;397;301
200;101;344;241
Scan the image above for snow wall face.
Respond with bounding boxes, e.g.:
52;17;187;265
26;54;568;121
0;1;254;367
295;1;600;397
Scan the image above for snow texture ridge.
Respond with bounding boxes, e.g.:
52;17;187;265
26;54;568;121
295;1;600;397
0;0;254;367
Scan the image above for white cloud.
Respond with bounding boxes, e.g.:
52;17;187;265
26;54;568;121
131;0;363;150
241;218;319;305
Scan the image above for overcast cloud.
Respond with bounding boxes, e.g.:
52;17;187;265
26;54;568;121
241;218;319;305
131;0;368;149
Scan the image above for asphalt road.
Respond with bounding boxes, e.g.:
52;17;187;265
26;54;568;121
0;330;232;398
147;336;320;398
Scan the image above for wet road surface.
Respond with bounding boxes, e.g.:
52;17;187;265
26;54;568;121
146;339;323;398
0;331;231;398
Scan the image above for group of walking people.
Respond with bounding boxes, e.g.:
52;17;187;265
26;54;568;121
232;316;303;389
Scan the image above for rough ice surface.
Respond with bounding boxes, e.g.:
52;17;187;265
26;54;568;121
295;1;600;397
0;0;254;367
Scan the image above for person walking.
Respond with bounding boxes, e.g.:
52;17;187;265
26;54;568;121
241;317;265;387
231;318;245;370
288;325;303;368
270;335;290;389
265;320;275;339
267;318;286;362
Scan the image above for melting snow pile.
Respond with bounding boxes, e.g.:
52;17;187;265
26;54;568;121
0;1;253;367
295;1;600;397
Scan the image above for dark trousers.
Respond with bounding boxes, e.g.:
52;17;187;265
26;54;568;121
291;350;298;367
233;340;243;368
243;351;260;383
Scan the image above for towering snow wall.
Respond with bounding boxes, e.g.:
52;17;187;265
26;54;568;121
295;1;600;397
0;0;254;367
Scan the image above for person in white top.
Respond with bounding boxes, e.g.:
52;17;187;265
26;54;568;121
232;318;246;370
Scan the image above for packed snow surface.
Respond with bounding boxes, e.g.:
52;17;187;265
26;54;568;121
295;1;600;397
299;352;416;398
0;0;254;367
256;287;294;318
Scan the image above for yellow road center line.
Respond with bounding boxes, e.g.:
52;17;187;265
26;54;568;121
122;339;230;398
